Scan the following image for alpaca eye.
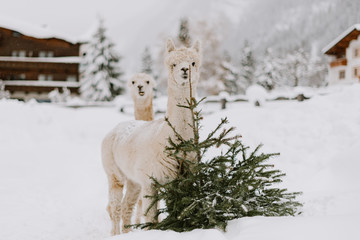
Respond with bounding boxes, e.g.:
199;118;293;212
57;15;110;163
132;81;135;85
192;62;195;67
173;64;176;67
146;81;150;84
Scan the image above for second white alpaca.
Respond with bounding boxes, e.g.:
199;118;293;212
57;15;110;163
102;38;201;235
127;73;156;224
128;73;155;121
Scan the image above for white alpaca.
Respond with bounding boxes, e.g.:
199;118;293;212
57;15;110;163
101;39;201;235
127;73;156;224
128;73;156;121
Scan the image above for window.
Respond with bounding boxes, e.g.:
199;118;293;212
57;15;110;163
38;74;53;81
339;70;345;80
354;66;360;78
10;74;26;80
66;75;77;82
354;48;360;58
38;74;46;80
19;50;26;57
38;51;54;57
11;50;26;57
39;51;46;58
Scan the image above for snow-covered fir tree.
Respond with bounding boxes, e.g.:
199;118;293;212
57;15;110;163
256;47;326;89
178;18;191;47
306;54;327;87
282;47;310;87
256;48;284;90
141;46;154;76
192;20;224;95
80;19;125;101
239;40;256;91
219;51;242;94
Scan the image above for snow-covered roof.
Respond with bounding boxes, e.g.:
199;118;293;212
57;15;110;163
322;24;360;55
3;80;80;88
0;56;80;64
0;15;80;44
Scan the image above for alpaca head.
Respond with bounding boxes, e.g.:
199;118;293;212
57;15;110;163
128;73;155;101
165;39;201;89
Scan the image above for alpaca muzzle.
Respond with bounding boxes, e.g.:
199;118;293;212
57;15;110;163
138;86;145;96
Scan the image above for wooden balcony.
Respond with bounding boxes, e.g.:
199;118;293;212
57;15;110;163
330;58;347;68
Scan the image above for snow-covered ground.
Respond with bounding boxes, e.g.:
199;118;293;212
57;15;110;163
1;84;360;240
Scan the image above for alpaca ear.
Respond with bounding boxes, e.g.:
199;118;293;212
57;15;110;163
192;40;201;53
166;38;176;53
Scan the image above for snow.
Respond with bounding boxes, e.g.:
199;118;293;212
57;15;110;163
226;216;360;240
0;14;79;43
245;85;268;106
1;84;360;240
104;229;227;240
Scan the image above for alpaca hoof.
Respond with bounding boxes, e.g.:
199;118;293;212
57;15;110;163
111;223;121;235
111;229;120;236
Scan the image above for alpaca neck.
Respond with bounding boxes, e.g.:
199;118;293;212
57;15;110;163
166;79;197;141
134;98;154;121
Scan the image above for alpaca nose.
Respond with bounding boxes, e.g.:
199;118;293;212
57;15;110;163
138;85;143;90
181;67;189;73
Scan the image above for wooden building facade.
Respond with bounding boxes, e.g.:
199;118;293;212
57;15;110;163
323;24;360;85
0;26;82;101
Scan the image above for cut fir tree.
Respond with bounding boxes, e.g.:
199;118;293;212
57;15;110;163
135;65;302;232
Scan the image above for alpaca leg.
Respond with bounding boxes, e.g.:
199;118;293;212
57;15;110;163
106;175;124;235
135;197;143;224
121;180;141;233
142;186;158;224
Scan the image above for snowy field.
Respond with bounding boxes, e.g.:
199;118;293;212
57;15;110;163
1;84;360;240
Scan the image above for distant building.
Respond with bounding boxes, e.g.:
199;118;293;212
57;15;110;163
0;23;82;101
323;24;360;85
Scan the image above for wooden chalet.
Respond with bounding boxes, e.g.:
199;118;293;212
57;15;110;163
0;24;82;101
323;24;360;85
